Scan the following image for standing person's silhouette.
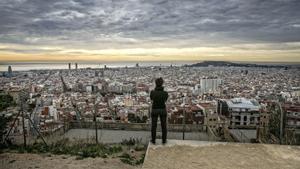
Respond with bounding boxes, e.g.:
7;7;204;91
150;77;168;144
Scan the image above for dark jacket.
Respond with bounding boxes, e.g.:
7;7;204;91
150;86;168;109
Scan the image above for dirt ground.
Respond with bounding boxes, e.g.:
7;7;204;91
142;141;300;169
0;153;141;169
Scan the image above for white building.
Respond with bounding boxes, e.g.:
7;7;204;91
199;77;222;94
48;105;58;121
226;98;261;128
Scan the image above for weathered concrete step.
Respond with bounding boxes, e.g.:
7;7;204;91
142;139;300;169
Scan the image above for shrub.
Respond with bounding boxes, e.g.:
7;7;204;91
121;137;142;146
134;144;146;151
135;153;145;165
6;138;145;165
119;152;145;166
119;153;135;165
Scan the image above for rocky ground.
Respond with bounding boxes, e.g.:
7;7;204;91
0;152;141;169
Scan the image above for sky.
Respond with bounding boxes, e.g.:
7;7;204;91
0;0;300;62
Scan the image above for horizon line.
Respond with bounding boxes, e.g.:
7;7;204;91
1;60;300;64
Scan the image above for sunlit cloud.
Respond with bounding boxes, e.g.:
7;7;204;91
0;0;300;62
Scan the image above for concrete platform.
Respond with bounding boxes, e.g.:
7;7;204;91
142;140;300;169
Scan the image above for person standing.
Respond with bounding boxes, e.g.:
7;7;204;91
150;77;168;144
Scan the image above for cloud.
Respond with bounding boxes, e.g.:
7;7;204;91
0;0;299;61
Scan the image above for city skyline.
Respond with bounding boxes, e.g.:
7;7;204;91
0;0;300;62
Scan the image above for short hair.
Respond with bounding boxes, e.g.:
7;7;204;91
155;77;164;87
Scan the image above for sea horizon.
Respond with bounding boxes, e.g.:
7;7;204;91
0;60;299;72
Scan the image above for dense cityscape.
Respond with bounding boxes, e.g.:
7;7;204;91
1;62;299;145
1;0;300;168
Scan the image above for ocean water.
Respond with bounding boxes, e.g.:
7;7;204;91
0;61;299;72
0;61;195;71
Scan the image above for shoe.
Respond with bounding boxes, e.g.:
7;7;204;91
162;140;167;145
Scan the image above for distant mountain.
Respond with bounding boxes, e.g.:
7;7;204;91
187;61;289;68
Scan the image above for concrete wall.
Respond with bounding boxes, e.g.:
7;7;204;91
69;122;206;132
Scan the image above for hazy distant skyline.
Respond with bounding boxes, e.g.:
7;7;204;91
0;0;300;62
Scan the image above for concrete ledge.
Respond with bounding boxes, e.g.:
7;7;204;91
147;139;227;148
69;122;206;132
142;139;300;169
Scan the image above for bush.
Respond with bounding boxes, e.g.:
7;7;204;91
121;137;142;146
119;153;135;165
135;153;145;165
8;138;123;159
6;138;146;165
0;94;14;111
0;116;12;148
134;144;146;151
119;152;145;166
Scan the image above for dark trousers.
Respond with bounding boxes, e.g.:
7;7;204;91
151;109;167;142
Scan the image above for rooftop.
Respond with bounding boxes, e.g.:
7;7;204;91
226;97;261;110
142;140;300;169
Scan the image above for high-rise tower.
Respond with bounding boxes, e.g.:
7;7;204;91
8;65;12;77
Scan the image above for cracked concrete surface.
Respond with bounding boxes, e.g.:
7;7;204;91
142;140;300;169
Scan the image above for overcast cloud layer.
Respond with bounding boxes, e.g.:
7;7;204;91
0;0;300;61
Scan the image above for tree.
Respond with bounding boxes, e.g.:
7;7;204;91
0;115;11;147
141;116;148;123
269;104;281;140
0;94;15;147
0;94;14;111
